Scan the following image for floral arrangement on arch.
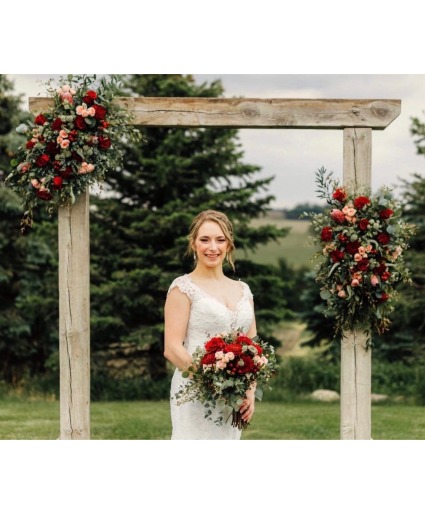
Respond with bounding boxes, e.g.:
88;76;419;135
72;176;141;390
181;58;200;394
5;74;142;232
175;330;278;430
304;167;416;344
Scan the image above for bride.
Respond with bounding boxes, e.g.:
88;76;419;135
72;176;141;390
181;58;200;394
164;209;257;440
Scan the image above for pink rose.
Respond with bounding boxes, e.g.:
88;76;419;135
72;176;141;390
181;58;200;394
370;275;379;286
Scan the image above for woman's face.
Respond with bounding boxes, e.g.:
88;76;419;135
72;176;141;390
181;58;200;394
193;221;228;269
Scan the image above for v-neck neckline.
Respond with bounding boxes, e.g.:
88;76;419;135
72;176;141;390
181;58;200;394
186;274;245;314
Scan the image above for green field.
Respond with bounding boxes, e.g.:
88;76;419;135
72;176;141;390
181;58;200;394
236;217;318;269
1;399;425;440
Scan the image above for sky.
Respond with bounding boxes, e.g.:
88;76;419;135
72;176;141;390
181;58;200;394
7;73;425;209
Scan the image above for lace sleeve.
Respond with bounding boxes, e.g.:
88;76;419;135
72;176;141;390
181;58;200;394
167;275;197;302
240;281;254;301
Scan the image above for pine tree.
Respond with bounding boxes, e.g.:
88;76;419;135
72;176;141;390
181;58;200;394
89;74;289;379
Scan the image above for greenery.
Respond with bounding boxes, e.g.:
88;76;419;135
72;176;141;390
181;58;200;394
304;166;416;344
5;75;142;232
1;398;425;439
0;74;290;385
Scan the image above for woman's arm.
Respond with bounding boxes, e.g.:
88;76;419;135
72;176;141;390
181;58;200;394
240;298;257;422
163;287;193;371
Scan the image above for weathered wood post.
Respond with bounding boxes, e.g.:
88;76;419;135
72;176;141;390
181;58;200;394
341;128;372;439
58;190;90;439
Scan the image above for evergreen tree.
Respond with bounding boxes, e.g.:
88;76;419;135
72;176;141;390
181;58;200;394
0;75;29;178
0;76;59;384
372;172;425;361
89;74;289;379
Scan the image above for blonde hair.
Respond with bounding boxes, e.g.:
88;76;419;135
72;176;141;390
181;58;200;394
187;210;235;271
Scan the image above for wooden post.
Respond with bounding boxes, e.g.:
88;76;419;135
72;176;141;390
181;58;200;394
341;128;372;440
58;190;90;439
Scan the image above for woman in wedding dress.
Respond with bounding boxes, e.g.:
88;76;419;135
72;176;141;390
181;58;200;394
164;210;257;440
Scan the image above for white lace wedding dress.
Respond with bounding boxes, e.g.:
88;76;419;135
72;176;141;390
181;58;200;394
168;274;255;440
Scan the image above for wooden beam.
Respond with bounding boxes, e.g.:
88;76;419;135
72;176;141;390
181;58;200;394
29;97;401;129
341;128;372;440
59;190;90;439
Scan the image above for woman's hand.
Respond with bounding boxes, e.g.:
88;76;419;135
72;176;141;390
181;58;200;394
240;388;255;423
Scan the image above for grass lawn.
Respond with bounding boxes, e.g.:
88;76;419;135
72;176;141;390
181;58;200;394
236;218;318;269
1;399;424;440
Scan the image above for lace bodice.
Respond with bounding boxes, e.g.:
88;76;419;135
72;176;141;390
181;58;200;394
167;274;254;353
167;274;255;440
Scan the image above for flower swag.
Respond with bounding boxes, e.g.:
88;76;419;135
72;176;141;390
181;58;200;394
6;74;142;232
304;167;416;345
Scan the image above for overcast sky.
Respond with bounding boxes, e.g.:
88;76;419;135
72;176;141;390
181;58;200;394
8;74;425;209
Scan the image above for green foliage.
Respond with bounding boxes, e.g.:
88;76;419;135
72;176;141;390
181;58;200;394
89;74;289;379
0;74;292;387
0;75;30;178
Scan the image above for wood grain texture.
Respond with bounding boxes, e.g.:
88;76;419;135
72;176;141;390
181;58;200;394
29;97;401;129
341;128;372;440
58;190;90;440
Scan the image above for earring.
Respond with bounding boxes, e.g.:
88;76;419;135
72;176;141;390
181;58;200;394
193;252;197;261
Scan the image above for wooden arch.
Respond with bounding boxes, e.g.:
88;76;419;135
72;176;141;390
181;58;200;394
30;96;401;440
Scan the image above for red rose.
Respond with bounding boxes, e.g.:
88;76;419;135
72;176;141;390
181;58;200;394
356;258;370;272
68;130;78;142
205;337;225;353
74;115;87;130
376;292;390;303
201;353;216;365
374;263;387;275
98;135;112;150
99;120;109;129
321;226;333;242
224;343;243;355
35;113;47;125
236;335;254;346
358;218;369;231
253;344;263;355
36;189;53;201
93;104;107;120
83;90;97;105
60;167;73;179
51;118;64;131
237;355;256;374
345;241;361;255
379;209;394;219
52;176;63;190
381;271;391;281
53;160;62;171
377;232;390;245
338;233;348;243
353;196;371;210
330;209;346;224
330;249;345;263
26;140;36;149
332;187;347;202
35;154;50;167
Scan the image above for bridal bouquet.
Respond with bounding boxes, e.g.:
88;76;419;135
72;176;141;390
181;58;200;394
175;330;278;430
304;167;416;344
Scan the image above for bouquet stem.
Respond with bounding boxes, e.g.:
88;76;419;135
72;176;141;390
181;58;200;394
231;409;249;431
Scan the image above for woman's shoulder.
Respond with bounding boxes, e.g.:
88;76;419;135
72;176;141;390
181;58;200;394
167;274;195;300
232;277;254;298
